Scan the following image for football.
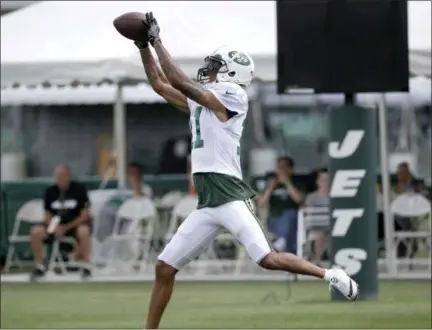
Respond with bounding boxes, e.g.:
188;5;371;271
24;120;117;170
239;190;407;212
113;12;147;41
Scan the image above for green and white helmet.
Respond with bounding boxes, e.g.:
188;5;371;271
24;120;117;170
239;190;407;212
197;45;255;87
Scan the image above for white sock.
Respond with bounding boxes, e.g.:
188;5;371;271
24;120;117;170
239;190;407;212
323;269;332;281
36;264;45;271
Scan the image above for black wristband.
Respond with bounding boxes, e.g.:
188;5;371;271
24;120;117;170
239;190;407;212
134;41;148;50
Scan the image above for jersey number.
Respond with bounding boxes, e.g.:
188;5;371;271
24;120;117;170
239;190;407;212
192;106;204;149
191;106;242;155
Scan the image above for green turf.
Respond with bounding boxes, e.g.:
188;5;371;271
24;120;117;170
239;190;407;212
1;280;431;328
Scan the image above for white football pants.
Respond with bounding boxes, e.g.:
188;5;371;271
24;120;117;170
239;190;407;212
158;199;272;270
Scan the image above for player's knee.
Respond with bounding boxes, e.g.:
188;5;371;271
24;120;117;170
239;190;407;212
30;225;46;241
258;251;279;270
155;260;177;284
76;224;91;240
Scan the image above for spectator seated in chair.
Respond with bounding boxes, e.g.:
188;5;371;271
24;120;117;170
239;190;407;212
394;162;426;196
30;165;92;279
127;162;153;198
304;168;330;267
377;162;428;258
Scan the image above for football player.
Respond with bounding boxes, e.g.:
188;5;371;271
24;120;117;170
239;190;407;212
135;12;359;329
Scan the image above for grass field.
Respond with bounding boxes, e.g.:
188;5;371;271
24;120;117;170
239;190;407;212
1;280;431;328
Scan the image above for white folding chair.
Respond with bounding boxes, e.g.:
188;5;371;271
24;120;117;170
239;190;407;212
88;189;119;254
156;191;185;231
165;195;198;242
157;191;185;218
88;189;118;220
4;199;44;272
109;196;157;270
391;193;431;218
47;235;78;274
391;193;432;260
298;206;330;262
158;191;185;210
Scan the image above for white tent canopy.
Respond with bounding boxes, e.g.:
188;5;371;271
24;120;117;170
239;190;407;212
0;1;279;87
1;1;431;89
1;1;146;87
2;76;430;107
0;84;164;106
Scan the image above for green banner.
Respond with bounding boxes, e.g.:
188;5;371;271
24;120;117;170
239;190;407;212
329;105;379;301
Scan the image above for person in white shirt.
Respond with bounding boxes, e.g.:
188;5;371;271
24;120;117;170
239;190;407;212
304;168;331;266
127;162;153;198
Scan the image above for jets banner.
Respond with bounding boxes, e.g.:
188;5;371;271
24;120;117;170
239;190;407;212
328;105;379;301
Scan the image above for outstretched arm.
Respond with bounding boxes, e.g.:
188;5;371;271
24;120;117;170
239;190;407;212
153;40;227;119
138;46;189;114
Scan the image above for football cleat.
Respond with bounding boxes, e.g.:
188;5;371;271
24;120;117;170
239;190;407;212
327;268;360;301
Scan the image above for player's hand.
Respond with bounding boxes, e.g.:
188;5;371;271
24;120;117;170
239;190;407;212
268;177;278;191
134;18;150;49
134;35;149;50
277;172;290;185
54;225;67;238
255;195;267;208
134;40;148;50
143;12;161;46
